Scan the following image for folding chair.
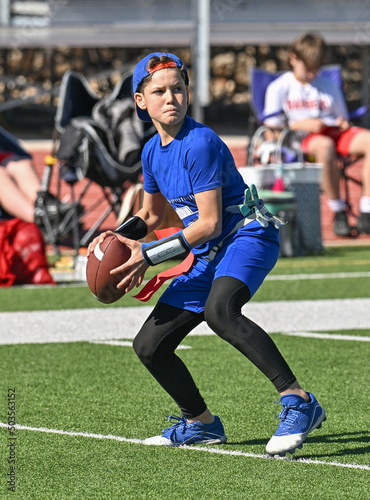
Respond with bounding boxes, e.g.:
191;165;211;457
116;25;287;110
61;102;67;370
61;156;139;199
38;70;155;255
247;65;368;215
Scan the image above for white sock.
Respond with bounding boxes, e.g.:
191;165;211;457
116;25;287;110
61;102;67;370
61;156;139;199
359;196;370;213
327;199;346;213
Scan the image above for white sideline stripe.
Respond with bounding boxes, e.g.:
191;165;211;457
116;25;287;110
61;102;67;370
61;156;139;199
266;271;370;281
29;271;370;288
89;340;191;349
0;422;369;471
277;332;370;342
1;298;370;345
28;271;370;288
93;334;370;345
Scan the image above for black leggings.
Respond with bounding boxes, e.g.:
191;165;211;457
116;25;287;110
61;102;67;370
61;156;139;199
133;276;296;419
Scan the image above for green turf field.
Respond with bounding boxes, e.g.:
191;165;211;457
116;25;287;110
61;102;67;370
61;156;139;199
1;245;370;312
1;246;369;498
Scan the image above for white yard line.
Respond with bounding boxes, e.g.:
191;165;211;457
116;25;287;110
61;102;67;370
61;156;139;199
89;340;191;349
278;331;370;341
0;298;369;345
0;422;368;471
24;270;370;287
266;271;370;280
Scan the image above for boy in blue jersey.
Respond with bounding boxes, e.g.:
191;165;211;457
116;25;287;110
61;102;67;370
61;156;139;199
87;52;325;456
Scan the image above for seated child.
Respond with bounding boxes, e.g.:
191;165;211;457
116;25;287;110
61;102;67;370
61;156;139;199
263;32;370;236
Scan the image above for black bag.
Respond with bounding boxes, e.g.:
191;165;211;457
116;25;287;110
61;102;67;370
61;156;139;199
56;97;146;187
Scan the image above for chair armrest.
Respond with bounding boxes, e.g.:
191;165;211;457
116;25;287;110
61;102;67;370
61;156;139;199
259;109;284;122
349;106;368;120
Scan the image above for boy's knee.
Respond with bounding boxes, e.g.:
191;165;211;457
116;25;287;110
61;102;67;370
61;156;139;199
204;295;229;333
204;277;250;333
311;136;336;158
133;328;175;369
133;333;152;367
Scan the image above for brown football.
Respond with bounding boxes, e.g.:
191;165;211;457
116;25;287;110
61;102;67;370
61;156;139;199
86;235;131;304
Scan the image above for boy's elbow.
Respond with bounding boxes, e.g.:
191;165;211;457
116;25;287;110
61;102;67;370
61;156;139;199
209;219;222;239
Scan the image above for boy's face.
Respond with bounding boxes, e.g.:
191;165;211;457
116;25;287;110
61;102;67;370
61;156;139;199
135;68;188;129
289;53;320;84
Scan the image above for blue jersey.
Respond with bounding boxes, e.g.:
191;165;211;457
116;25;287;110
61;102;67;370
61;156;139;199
142;116;248;257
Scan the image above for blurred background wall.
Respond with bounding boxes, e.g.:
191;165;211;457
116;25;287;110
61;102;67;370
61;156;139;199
0;0;369;137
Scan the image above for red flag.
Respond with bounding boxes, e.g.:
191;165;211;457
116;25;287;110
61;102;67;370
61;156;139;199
133;251;194;302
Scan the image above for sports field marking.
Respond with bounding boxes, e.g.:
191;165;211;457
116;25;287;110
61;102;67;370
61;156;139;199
91;333;370;347
266;271;370;280
89;340;191;349
274;259;370;270
1;298;370;345
276;332;370;342
91;334;369;347
0;422;369;471
23;270;370;289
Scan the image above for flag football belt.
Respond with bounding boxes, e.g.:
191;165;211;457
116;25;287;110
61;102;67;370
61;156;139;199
134;204;283;302
207;184;287;262
205;213;256;262
134;184;286;301
225;184;287;228
141;184;286;267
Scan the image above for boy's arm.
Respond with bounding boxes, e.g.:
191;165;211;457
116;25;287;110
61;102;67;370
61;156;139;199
133;190;167;234
182;187;222;247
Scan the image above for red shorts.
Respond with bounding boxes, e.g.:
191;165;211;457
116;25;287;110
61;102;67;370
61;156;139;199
0;152;15;164
301;126;365;156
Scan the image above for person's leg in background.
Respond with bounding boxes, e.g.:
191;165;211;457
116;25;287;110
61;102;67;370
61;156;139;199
0;156;70;233
0;166;36;222
343;129;370;234
305;134;351;236
4;157;41;205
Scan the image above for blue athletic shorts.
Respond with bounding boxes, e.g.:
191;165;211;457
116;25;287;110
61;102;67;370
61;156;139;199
158;220;280;313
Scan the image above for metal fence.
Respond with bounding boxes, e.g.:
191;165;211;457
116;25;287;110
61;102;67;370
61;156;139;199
0;0;370;47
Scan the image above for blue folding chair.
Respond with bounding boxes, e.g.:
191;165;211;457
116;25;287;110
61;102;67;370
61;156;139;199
248;65;368;215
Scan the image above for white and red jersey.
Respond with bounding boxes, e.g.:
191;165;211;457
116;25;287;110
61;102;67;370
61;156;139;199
263;71;349;130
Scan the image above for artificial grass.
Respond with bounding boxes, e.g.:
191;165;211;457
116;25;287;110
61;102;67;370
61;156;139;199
1;332;369;499
1;245;370;312
1;244;369;498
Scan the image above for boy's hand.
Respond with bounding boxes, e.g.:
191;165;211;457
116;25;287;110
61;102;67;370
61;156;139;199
87;230;115;257
336;116;350;131
110;235;149;293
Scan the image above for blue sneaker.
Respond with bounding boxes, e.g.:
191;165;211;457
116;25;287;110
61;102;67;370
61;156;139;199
266;392;326;456
143;415;227;446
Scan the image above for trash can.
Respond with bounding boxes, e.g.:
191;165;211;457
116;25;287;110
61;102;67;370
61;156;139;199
239;163;324;255
258;190;296;257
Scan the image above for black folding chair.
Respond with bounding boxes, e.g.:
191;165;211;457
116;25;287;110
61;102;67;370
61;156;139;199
38;70;155;254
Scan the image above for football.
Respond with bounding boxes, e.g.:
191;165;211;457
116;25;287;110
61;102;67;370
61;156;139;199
86;235;131;304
